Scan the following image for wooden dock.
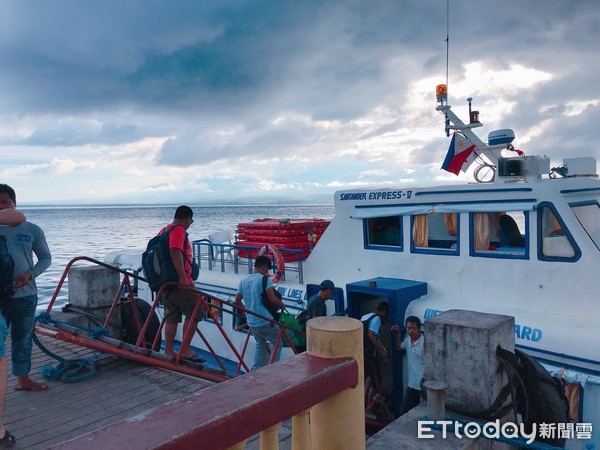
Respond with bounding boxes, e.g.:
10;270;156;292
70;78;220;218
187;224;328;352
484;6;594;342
3;332;214;449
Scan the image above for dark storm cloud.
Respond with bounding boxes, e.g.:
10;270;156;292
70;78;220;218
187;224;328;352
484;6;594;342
0;1;447;115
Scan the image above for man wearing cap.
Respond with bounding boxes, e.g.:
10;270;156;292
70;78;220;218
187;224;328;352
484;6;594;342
235;255;286;370
300;279;335;331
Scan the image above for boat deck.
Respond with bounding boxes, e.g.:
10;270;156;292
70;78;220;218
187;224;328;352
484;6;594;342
3;332;213;449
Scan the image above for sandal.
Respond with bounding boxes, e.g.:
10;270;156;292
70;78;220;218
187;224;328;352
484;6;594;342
0;429;16;448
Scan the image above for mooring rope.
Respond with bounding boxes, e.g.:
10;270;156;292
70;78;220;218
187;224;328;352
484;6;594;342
33;312;106;383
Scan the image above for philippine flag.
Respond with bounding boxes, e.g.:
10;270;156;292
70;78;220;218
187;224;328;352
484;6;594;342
441;132;477;175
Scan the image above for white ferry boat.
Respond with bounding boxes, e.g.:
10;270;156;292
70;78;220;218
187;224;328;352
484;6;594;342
111;85;599;442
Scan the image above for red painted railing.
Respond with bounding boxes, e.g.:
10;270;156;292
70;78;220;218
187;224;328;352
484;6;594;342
52;352;359;450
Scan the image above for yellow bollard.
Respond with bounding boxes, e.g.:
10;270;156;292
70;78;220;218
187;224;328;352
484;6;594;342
260;423;281;450
291;409;311;450
308;317;365;450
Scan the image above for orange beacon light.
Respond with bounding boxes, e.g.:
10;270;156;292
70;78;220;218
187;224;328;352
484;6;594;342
436;84;447;102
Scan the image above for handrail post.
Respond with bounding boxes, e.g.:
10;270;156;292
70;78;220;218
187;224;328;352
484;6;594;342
234;245;239;274
307;317;365;450
260;423;280;449
291;409;310;450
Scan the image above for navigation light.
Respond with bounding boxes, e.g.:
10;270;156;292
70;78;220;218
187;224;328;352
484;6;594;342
436;84;447;103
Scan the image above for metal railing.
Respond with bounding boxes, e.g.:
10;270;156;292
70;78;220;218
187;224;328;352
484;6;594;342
37;256;306;383
192;240;305;284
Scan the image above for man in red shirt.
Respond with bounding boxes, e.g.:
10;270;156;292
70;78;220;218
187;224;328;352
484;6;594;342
160;205;204;361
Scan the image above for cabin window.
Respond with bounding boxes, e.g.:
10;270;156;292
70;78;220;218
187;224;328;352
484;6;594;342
411;212;459;255
470;211;528;259
364;216;402;251
571;202;600;251
539;206;576;259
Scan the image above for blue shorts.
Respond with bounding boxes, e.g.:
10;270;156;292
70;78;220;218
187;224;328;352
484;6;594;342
0;312;8;358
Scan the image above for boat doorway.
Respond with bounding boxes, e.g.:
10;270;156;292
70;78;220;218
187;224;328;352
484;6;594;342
346;278;427;428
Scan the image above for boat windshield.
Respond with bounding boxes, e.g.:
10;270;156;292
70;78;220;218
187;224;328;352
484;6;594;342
571;202;600;250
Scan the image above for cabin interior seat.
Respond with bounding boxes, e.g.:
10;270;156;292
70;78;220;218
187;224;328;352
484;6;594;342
208;230;235;262
542;236;576;258
499;215;524;247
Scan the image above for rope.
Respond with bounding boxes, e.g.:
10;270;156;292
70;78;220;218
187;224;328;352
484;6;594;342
428;416;566;450
33;313;104;383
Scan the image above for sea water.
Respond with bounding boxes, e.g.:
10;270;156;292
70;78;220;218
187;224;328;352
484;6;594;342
20;204;335;309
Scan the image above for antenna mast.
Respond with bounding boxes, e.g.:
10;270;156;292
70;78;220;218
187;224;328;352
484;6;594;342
436;0;518;181
445;0;449;90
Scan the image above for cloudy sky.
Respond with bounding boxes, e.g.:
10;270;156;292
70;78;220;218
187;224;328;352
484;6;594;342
1;1;599;205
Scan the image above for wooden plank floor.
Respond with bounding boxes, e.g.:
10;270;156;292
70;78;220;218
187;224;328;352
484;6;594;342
3;332;214;449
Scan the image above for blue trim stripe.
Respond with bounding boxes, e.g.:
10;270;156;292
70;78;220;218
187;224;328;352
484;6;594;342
517;343;600;373
355;198;538;210
568;200;599;207
416;188;533;196
560;187;600;194
356;202;429;210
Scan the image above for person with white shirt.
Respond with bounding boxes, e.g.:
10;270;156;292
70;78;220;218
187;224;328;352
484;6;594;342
392;315;424;415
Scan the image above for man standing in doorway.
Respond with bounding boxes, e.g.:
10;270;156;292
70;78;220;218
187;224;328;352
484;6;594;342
392;315;424;414
362;301;390;362
361;302;390;405
235;255;286;370
160;205;204;362
0;184;52;393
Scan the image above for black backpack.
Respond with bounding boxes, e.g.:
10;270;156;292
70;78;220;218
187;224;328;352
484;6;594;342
0;236;14;304
296;308;311;332
261;275;281;320
296;296;318;332
142;225;198;292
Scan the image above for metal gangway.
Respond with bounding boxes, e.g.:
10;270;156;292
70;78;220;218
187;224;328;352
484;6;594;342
34;256;306;383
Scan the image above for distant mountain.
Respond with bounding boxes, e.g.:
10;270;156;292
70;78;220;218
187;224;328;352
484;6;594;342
20;192;333;207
